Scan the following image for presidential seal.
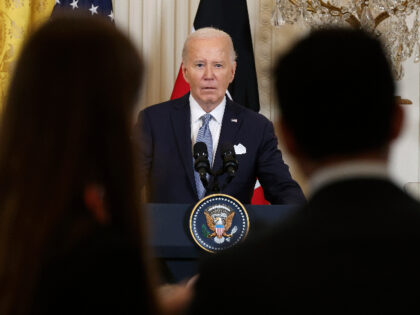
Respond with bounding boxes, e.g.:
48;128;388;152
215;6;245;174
189;194;250;253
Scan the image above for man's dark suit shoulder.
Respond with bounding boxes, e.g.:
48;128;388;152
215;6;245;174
138;95;187;120
229;99;275;127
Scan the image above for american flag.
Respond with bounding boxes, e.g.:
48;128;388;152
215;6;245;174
52;0;114;21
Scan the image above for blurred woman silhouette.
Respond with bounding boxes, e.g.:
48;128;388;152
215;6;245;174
0;14;161;315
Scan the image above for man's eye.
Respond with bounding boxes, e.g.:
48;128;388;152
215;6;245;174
215;64;223;68
196;63;204;68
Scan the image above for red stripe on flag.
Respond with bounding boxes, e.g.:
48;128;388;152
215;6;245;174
251;185;270;205
170;65;190;100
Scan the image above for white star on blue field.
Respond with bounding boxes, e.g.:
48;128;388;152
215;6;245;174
52;0;113;21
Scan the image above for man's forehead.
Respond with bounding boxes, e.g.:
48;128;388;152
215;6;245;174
187;39;230;57
188;36;229;49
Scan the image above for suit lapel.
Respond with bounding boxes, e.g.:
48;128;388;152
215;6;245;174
213;98;244;172
170;94;197;196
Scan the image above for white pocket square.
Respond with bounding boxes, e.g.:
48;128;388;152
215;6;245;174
234;143;247;155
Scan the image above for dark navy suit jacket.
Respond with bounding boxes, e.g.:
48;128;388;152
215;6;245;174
136;93;305;204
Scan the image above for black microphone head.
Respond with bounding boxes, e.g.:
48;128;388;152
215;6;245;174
221;143;236;158
193;142;210;176
221;143;238;176
193;142;208;159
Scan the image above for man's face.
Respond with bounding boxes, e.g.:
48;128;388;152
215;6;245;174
182;37;236;111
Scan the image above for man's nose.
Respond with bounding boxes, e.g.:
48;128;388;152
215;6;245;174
203;65;214;79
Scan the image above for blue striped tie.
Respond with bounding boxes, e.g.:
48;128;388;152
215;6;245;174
195;113;213;199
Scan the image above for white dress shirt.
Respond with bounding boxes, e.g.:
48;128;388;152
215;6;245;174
307;160;390;198
190;95;225;166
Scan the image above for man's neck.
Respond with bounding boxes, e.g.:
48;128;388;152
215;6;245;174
191;95;226;113
202;104;218;113
299;149;389;178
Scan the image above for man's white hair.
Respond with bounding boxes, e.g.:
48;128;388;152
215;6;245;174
182;27;237;63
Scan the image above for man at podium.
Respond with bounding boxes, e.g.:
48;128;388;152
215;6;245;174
136;27;305;205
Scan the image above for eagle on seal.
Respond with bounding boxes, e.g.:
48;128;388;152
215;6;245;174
204;211;235;239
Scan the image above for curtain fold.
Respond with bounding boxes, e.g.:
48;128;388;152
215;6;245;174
0;0;55;110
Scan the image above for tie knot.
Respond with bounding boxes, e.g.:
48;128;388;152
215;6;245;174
201;113;212;126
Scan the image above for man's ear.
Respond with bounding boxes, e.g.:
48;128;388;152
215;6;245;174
229;61;237;83
84;184;108;224
181;62;190;84
279;117;299;157
389;103;404;142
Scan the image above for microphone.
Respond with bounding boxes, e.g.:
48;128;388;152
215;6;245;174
193;142;210;177
221;143;238;177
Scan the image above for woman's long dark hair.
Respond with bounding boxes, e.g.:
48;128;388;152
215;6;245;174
0;14;158;314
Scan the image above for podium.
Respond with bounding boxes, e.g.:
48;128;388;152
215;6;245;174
146;203;298;282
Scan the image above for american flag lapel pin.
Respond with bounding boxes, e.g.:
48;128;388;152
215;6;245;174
231;118;238;123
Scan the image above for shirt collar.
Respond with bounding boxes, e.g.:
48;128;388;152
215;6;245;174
189;94;226;125
308;160;389;197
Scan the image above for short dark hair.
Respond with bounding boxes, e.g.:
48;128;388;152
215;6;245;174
275;28;395;160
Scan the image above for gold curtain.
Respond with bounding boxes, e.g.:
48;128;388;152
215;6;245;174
0;0;55;109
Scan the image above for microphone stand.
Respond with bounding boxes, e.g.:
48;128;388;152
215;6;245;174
199;174;209;192
204;168;234;196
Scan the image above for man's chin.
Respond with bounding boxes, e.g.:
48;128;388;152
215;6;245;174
196;95;224;108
